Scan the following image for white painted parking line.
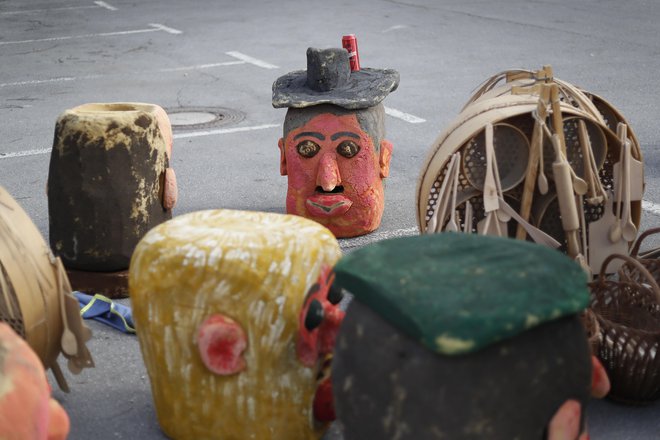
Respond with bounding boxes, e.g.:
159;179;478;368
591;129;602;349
0;149;52;159
0;59;255;88
226;51;279;69
1;76;82;88
0;4;98;15
0;24;180;46
158;61;245;73
384;106;426;124
94;1;118;11
383;25;408;33
0;125;280;160
148;23;183;35
173;124;279;139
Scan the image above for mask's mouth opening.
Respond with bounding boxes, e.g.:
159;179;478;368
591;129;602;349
316;354;334;381
315;185;344;194
313;354;336;423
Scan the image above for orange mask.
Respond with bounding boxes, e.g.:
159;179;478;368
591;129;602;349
0;323;70;440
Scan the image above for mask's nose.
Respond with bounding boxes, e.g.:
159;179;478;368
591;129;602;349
316;153;341;192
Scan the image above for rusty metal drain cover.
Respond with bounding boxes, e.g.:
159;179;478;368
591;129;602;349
166;107;245;131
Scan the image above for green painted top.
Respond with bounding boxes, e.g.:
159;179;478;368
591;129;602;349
333;233;589;355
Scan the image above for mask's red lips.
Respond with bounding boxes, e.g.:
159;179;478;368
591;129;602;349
306;193;352;217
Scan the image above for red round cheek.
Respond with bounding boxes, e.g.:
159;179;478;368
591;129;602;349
197;314;247;375
286;149;318;188
340;156;383;207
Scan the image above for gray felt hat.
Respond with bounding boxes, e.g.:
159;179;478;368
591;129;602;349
272;47;399;110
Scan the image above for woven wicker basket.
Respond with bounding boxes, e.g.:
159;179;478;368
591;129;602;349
0;186;94;391
588;253;660;404
620;227;660;285
462;67;643;161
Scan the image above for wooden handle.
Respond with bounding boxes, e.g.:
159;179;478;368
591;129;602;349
552;161;579;231
50;361;71;394
550;84;567;156
482;123;499;213
616;122;627;144
516;101;545;240
577;119;596;198
499;197;560;248
551;133;581;257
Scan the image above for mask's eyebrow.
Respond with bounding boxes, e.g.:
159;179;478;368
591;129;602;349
294;132;325;141
331;131;360;141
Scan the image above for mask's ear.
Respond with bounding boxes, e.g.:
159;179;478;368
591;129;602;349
278;138;287;176
547;400;583;440
590;355;610;398
379;140;393;178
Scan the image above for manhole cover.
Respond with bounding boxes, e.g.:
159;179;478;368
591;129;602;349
166;106;245;131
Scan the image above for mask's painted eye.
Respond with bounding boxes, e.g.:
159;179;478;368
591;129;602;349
297;140;321;158
327;284;343;305
337;140;360;158
305;299;324;331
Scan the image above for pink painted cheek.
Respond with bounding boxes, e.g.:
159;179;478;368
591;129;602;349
323;190;385;237
352;182;384;210
285;187;310;218
339;156;383;218
296;331;319;368
285;152;322;217
287;164;315;189
197;314;247;375
341;184;385;231
285;146;318;189
342;155;380;192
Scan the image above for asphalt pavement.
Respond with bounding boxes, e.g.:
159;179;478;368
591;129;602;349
1;0;660;438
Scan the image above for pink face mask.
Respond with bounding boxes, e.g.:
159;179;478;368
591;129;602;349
279;113;392;238
296;265;345;368
296;265;346;422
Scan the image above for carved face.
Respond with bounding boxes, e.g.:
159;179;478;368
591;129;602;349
296;265;346;422
297;265;346;368
279;112;392;238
